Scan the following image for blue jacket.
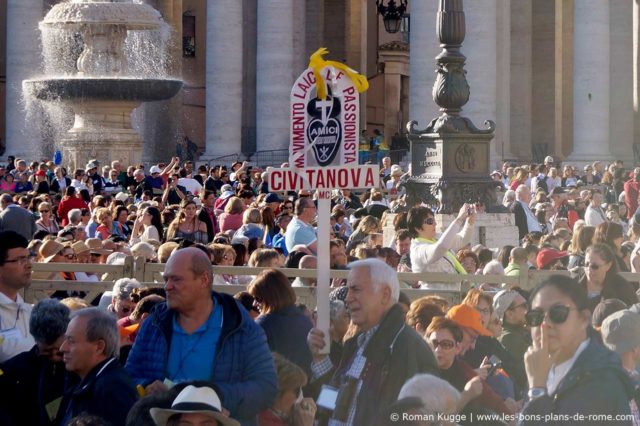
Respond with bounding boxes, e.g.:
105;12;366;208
125;292;277;424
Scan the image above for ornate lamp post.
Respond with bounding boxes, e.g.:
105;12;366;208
404;0;500;213
376;0;407;34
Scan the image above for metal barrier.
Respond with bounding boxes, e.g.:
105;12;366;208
24;261;640;307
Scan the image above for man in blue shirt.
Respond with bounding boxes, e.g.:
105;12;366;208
125;247;277;424
284;198;317;254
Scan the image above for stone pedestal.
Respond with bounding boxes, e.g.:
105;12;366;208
60;101;143;171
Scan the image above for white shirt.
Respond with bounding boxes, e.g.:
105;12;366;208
547;338;590;395
517;200;542;233
0;292;34;362
584;205;607;227
178;178;202;195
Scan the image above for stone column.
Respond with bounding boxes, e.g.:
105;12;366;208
379;45;409;150
554;0;573;159
633;0;640;156
6;0;43;159
568;0;611;161
510;0;533;160
202;0;244;160
464;0;499;166
408;0;439;129
256;0;294;152
142;0;183;163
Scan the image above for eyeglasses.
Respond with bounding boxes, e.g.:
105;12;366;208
423;218;435;225
508;302;527;311
476;307;491;316
429;339;456;350
585;262;605;271
525;305;574;327
3;256;32;265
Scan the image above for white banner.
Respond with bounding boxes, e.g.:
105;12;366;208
268;165;378;192
290;67;359;168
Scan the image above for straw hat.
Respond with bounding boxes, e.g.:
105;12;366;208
39;239;65;263
150;385;239;426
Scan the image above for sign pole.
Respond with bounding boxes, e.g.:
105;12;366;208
316;193;331;354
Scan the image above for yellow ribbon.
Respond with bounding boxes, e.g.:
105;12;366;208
308;47;369;100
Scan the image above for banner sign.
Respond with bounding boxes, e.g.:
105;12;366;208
290;67;359;168
268;165;379;192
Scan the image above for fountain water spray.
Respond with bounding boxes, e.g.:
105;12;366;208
23;0;182;170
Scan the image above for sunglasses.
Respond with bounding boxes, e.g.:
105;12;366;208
525;305;574;327
585;262;605;271
423;218;435;225
429;339;455;350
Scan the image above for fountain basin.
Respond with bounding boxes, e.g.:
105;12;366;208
41;2;163;30
23;78;183;102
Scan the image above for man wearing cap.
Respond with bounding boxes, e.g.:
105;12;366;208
126;248;277;423
446;304;493;357
511;185;541;241
147;165;165;194
33;169;50;194
0;231;35;362
151;385;240;426
536;247;569;270
0;193;36;241
624;168;640;220
86;161;104;194
264;192;282;214
493;290;529;378
602;309;640;385
543;156;554;168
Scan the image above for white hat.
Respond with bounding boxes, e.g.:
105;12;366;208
390;164;403;177
150;385;239;426
149;165;162;174
493;289;520;322
115;192;129;202
544;156;554;164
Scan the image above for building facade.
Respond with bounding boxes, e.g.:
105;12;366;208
1;0;639;167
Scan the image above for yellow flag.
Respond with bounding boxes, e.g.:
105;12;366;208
308;47;369;100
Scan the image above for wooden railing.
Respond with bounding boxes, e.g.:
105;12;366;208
25;260;640;308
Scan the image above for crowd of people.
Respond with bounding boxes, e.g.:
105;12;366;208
1;153;640;425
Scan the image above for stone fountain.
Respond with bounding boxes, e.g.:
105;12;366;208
23;0;182;171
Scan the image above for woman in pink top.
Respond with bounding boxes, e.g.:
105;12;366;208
0;173;17;193
218;196;245;233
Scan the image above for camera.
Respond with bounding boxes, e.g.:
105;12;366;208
316;377;359;422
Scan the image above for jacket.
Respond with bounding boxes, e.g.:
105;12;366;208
0;345;78;426
519;339;634;425
57;357;137;426
125;291;277;424
313;304;439;426
57;196;89;227
579;273;639;312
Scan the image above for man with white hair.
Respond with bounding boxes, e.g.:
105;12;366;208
307;258;438;425
511;185;541;241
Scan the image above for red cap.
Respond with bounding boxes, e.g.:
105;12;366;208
537;248;568;270
35;170;46;177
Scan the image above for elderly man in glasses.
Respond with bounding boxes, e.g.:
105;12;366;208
406;203;476;290
0;230;35;362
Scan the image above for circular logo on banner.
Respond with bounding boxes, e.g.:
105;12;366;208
306;93;342;166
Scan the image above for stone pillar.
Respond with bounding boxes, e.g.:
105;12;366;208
568;0;611;161
379;44;409;151
256;0;294;152
464;0;499;166
203;0;243;160
6;0;43;159
510;0;533;160
609;0;633;161
292;0;307;79
408;0;439;129
554;0;573;159
633;0;640;156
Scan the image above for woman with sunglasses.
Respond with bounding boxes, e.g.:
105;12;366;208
580;243;637;311
406;204;476;289
426;316;513;417
521;275;633;423
35;201;59;234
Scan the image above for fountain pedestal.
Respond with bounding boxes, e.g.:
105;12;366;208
61;101;143;170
